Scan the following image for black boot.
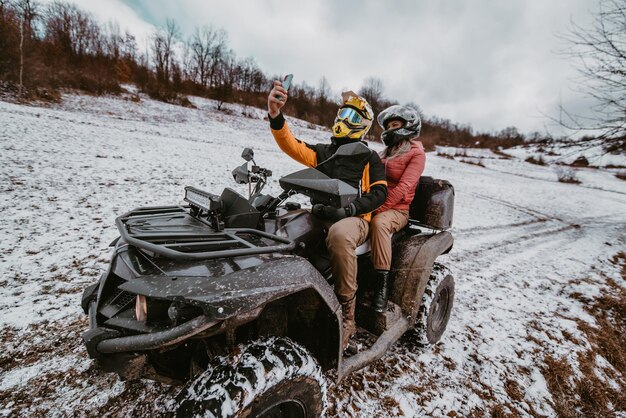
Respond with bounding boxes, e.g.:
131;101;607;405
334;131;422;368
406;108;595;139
372;270;389;313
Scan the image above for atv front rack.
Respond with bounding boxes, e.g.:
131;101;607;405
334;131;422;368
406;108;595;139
116;206;296;260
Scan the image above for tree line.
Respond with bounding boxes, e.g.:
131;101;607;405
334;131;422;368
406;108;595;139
0;0;529;149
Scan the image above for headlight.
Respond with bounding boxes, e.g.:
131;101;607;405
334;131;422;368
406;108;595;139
184;186;222;212
135;295;148;322
135;296;201;325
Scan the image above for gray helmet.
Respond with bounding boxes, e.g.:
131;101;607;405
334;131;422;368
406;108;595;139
377;105;422;147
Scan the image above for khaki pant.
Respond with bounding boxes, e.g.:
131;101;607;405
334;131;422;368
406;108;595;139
326;217;369;303
370;209;409;270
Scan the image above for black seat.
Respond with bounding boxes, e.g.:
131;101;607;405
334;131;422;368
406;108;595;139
408;176;454;230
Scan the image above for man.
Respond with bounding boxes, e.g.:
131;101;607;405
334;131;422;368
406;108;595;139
267;80;387;349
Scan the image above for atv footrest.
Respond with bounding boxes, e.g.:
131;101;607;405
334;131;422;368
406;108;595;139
338;316;409;380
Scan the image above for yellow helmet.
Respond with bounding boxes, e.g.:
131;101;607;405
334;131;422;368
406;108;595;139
332;91;373;139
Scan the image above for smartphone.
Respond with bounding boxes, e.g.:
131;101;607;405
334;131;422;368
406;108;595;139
276;74;293;101
282;74;293;91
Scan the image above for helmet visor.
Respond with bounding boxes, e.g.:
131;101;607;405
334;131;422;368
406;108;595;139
337;107;363;126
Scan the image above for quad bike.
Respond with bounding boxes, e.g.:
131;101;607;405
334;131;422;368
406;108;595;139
81;143;455;417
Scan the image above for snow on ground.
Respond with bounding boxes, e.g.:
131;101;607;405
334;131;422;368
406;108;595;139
1;92;625;417
503;140;626;169
437;145;626;197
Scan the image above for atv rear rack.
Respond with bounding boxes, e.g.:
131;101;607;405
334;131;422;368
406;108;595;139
116;206;296;260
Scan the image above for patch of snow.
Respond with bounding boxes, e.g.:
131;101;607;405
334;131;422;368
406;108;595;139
0;355;89;391
1;92;624;417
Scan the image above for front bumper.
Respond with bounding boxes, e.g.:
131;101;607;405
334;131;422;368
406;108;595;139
82;296;220;382
83;299;218;358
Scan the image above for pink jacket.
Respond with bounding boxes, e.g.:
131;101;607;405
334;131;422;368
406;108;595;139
377;141;426;212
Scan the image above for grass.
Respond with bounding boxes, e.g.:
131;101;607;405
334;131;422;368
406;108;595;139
611;252;626;278
570;156;589;167
492;148;512;159
436;148;472;159
541;253;626;417
525;156;546;166
438;154;455;160
554;167;581;184
455;149;469;157
460;159;485;167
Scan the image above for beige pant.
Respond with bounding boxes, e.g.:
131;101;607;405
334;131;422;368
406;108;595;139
370;209;409;270
326;217;369;303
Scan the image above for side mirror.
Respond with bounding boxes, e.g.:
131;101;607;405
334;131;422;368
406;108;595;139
241;148;254;162
232;162;250;184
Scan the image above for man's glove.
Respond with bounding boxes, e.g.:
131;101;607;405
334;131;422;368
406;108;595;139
312;203;356;222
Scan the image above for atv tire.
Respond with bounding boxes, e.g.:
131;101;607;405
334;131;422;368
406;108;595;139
176;337;326;417
414;262;455;346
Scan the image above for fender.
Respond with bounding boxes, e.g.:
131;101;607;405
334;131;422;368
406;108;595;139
390;231;454;323
119;256;338;318
116;255;344;365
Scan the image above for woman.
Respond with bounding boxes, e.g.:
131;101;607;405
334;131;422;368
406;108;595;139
369;105;426;312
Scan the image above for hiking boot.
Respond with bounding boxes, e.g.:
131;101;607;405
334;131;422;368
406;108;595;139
371;270;389;313
340;296;356;350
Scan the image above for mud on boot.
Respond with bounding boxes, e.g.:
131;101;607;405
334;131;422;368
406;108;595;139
340;296;356;350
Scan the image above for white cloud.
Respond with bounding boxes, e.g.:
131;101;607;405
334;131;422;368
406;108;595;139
38;0;601;135
38;0;155;50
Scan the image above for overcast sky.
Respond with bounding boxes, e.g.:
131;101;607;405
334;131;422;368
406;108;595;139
50;0;600;135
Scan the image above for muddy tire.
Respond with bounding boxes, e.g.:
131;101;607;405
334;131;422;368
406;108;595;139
414;262;455;346
176;337;326;417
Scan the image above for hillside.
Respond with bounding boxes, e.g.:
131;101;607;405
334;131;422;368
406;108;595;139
1;92;625;417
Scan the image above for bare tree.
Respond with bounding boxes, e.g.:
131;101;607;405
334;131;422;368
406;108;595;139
358;76;385;113
44;2;101;58
232;57;266;93
213;49;235;110
164;19;179;82
314;76;333;125
121;30;137;60
104;20;121;60
188;25;217;87
499;126;523;141
0;1;20;81
151;18;179;85
15;0;36;36
180;38;193;83
317;76;331;104
151;30;166;83
560;0;626;151
16;0;37;96
208;28;227;88
249;64;266;93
